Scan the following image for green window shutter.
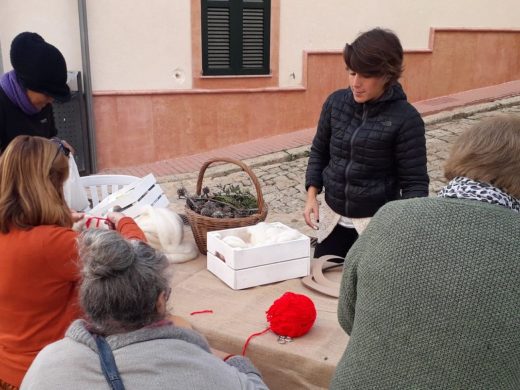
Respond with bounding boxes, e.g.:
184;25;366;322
202;0;270;76
202;1;232;74
242;2;269;72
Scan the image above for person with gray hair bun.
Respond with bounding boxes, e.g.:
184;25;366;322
80;229;172;335
21;229;269;390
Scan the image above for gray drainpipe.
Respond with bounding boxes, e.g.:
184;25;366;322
78;0;97;173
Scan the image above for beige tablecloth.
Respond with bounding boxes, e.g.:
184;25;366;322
168;230;349;390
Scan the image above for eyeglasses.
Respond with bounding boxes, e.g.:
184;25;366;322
51;138;71;159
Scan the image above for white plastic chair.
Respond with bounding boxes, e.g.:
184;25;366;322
80;174;139;208
80;173;169;218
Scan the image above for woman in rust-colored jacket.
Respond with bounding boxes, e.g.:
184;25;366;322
0;136;146;389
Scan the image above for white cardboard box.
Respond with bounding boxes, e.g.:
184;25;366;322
206;222;310;289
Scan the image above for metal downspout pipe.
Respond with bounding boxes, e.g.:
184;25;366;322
78;0;97;173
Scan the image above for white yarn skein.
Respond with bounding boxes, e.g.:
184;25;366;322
247;222;271;246
135;205;198;263
247;222;301;246
222;235;249;248
275;228;301;243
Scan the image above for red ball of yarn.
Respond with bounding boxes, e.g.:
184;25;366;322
266;292;317;337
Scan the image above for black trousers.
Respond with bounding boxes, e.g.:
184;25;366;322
314;224;359;260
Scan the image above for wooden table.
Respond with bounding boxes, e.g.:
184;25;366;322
168;246;348;390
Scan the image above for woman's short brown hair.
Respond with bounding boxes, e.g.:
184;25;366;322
343;28;404;85
444;114;520;198
0;135;72;233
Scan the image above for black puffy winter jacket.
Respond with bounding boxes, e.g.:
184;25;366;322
305;83;429;218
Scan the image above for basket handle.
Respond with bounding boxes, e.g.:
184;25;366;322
195;157;265;214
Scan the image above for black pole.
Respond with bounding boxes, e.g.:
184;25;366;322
78;0;97;173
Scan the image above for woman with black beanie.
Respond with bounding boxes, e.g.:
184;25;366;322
0;32;71;152
0;32;89;211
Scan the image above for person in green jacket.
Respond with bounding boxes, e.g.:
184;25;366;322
331;114;520;389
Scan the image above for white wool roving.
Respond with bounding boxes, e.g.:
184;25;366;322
247;222;301;246
222;235;249;248
135;205;198;263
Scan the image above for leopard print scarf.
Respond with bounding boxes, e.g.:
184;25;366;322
438;176;520;213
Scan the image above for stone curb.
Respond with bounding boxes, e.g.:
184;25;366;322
423;95;520;125
159;95;520;183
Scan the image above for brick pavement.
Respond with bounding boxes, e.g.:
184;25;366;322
161;97;520;237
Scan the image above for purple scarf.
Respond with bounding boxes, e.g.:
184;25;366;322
0;70;39;115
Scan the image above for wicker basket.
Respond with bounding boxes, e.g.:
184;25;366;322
185;157;268;254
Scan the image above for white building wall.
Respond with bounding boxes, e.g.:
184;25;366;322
85;0;192;90
280;0;520;86
0;0;82;75
0;0;192;90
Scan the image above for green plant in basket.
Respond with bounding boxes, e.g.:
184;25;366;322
179;184;258;219
212;184;258;210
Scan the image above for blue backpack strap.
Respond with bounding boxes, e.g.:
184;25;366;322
93;334;126;390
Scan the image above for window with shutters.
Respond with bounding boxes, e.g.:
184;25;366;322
201;0;271;76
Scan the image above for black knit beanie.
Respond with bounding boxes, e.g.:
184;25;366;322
10;32;71;102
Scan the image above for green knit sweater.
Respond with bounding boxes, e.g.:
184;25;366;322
331;197;520;389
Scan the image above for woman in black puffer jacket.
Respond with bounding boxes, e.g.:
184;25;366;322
304;28;429;259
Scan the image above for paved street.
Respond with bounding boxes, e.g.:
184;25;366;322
162;98;520;238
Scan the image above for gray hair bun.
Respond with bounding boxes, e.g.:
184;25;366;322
77;229;171;334
79;229;137;279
